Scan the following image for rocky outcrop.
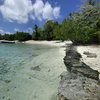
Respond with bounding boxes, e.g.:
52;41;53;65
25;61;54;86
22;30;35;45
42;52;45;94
58;45;100;100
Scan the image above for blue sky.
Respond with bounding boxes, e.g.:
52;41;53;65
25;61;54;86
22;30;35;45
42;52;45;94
0;0;83;34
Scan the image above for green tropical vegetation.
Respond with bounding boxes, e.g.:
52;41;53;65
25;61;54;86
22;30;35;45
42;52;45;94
0;32;32;41
15;32;32;41
0;0;100;44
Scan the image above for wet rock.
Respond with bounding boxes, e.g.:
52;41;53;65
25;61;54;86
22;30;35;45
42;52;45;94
98;80;100;84
58;45;100;100
64;46;99;80
58;72;100;100
71;65;99;80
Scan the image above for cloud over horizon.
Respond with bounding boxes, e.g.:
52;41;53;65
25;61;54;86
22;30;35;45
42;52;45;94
0;28;11;34
0;0;60;23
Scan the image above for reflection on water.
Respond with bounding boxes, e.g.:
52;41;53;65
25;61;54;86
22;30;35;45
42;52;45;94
0;43;65;100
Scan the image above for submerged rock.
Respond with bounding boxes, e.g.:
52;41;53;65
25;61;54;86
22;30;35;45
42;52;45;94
30;65;41;71
4;80;11;83
2;96;5;99
58;45;100;100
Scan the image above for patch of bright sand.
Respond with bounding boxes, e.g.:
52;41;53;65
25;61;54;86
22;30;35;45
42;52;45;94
76;45;100;73
25;40;72;47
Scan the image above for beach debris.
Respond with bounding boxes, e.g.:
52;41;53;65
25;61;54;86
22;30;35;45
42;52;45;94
83;51;97;58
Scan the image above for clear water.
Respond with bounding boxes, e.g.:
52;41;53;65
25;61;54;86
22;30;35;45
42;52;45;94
0;43;66;100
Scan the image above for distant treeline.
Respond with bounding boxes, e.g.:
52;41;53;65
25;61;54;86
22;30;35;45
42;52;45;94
0;32;32;41
0;0;100;44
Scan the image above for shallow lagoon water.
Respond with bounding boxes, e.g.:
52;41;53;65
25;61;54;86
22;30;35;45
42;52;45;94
0;43;66;100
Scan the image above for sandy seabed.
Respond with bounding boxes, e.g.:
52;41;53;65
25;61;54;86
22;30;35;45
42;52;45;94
0;41;68;100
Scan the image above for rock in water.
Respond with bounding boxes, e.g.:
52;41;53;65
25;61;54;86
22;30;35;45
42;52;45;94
4;80;11;83
58;45;100;100
30;66;41;71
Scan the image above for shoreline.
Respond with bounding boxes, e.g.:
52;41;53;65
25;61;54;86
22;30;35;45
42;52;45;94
0;40;100;100
24;40;72;47
0;41;67;100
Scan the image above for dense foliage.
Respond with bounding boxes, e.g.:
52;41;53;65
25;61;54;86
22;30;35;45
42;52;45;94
0;32;32;41
15;32;32;41
0;0;100;44
32;0;100;44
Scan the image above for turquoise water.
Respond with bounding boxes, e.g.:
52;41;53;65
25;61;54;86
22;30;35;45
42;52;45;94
0;43;66;100
0;43;51;80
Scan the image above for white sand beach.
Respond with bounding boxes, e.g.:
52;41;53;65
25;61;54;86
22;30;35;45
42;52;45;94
76;45;100;73
25;40;72;47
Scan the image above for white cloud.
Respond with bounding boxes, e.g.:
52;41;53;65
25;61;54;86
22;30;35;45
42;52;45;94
32;0;44;21
6;32;11;34
42;2;54;20
0;29;4;34
14;28;19;32
14;27;33;34
0;29;11;34
32;0;60;20
26;27;33;33
0;0;61;23
0;0;33;23
53;7;60;18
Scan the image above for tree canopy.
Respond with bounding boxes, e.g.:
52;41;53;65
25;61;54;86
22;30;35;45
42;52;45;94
0;0;100;44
